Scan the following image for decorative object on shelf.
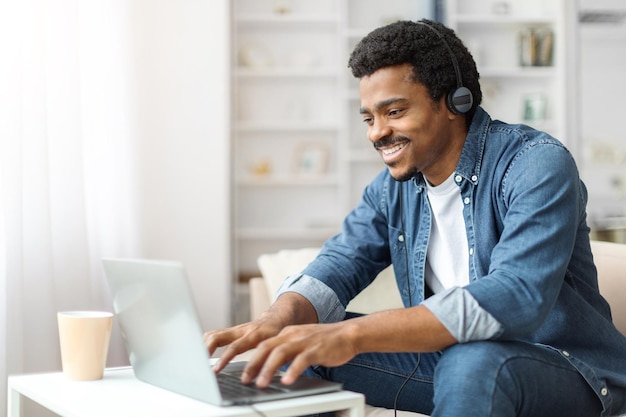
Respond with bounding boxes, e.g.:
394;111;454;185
519;28;554;67
273;0;292;15
249;157;272;177
293;142;329;177
535;28;554;66
518;28;536;66
523;93;547;122
239;43;274;68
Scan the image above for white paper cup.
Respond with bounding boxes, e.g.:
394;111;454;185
57;311;113;381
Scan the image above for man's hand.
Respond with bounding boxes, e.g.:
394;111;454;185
203;314;285;373
241;321;358;388
203;292;319;374
236;305;456;387
205;294;456;388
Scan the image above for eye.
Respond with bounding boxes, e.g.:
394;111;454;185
388;108;403;118
361;115;373;125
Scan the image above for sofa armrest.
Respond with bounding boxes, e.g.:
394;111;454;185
249;277;271;320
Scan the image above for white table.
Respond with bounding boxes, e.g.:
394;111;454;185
7;367;365;417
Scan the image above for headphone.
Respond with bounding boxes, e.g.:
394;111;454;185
416;21;474;115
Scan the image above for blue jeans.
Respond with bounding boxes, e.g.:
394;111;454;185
302;340;609;417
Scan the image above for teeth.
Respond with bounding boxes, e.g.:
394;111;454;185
382;143;405;155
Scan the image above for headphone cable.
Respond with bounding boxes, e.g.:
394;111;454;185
393;353;421;417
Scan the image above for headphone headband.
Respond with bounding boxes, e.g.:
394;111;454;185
415;21;473;114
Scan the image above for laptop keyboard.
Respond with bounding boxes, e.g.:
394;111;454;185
217;372;288;396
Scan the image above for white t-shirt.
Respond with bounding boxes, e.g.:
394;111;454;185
424;172;470;293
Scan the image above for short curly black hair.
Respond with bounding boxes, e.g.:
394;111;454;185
348;19;482;122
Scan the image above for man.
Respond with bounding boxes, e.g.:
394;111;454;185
205;20;626;416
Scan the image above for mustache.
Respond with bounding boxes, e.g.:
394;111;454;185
372;135;410;150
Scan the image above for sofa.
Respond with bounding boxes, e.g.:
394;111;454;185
248;240;626;417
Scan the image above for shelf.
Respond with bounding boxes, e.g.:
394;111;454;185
479;66;556;78
580;24;626;41
236;122;339;132
237;227;339;240
237;175;339;186
235;68;337;78
450;14;557;25
235;14;339;25
445;0;569;146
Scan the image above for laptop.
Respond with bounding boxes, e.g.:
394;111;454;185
102;258;342;406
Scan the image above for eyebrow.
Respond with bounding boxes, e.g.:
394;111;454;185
359;97;409;114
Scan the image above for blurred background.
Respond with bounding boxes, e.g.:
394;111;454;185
1;0;625;415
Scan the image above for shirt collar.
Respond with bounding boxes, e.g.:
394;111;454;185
454;106;491;185
412;106;490;190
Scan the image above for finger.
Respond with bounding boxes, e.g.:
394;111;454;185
240;340;275;385
254;340;301;388
214;339;252;373
240;333;294;386
204;328;238;357
280;350;315;385
203;332;221;357
204;327;252;373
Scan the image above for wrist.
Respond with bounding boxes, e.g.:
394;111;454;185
269;292;318;326
341;317;365;355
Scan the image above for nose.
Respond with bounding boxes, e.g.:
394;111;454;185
368;119;393;144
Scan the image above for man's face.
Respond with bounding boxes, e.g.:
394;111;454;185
359;63;464;185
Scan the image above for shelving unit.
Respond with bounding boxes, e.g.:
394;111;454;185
444;0;571;141
232;1;341;295
231;0;433;322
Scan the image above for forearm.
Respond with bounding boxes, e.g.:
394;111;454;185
344;305;458;353
274;274;347;323
268;292;319;326
243;304;456;387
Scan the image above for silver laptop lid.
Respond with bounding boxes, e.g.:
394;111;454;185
102;258;222;404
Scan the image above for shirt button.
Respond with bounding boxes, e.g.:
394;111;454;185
601;387;608;396
562;351;570;357
469;248;474;255
455;175;462;183
463;197;470;204
471;175;478;182
398;235;404;242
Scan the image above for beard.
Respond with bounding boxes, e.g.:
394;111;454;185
372;135;417;182
389;167;417;182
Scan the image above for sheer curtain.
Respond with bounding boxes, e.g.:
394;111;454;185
0;0;139;413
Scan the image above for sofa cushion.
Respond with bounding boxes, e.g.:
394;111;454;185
257;248;403;314
590;240;626;335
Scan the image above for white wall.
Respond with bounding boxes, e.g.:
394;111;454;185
130;0;232;331
578;3;626;224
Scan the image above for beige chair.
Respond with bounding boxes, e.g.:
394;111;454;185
248;241;626;417
251;247;403;317
591;240;626;334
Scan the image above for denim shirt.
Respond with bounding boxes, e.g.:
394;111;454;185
277;107;626;415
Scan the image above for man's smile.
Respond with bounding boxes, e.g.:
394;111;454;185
373;137;410;164
381;142;407;155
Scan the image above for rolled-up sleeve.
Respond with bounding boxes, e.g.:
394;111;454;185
275;274;346;323
421;286;503;343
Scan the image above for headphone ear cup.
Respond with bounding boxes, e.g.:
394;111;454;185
447;86;473;114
